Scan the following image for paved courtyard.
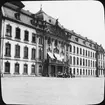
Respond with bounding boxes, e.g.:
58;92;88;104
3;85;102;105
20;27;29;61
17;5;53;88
1;77;104;105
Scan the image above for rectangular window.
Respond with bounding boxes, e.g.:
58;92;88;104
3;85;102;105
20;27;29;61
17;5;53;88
15;45;20;58
15;63;19;74
39;36;43;44
31;48;36;60
24;47;28;59
73;46;75;53
5;43;11;57
15;27;20;39
70;45;72;52
24;30;29;41
5;62;10;73
6;24;12;37
31;65;35;74
39;48;43;60
23;64;28;74
32;33;36;43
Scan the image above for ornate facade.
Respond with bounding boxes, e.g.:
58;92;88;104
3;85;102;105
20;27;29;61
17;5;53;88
0;1;105;77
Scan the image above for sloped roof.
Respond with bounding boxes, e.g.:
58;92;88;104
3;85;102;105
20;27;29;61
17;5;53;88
34;9;64;29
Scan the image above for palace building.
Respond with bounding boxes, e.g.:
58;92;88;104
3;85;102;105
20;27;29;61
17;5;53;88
0;1;105;77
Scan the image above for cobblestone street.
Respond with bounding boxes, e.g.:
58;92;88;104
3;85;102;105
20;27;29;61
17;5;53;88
1;77;104;105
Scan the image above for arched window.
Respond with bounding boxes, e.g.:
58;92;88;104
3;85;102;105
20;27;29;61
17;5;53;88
24;46;28;59
31;64;35;74
6;24;12;37
83;69;85;75
91;60;92;67
23;64;28;74
15;27;20;39
5;61;10;73
88;70;90;75
5;42;11;57
15;44;20;58
15;63;19;74
86;69;87;75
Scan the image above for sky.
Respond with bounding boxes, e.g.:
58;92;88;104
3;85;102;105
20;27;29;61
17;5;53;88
22;1;105;49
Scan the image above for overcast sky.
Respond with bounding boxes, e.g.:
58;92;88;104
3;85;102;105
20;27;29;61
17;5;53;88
22;1;105;48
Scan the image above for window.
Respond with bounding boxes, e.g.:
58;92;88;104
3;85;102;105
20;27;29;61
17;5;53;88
15;44;20;58
32;33;36;43
70;56;72;64
86;59;87;66
88;70;89;75
39;36;43;44
86;69;87;75
86;50;87;56
93;61;94;67
24;46;28;59
83;69;85;75
73;56;75;65
6;24;12;37
88;51;90;57
83;59;85;66
88;60;90;67
83;49;85;56
31;48;36;60
5;42;11;57
31;65;35;74
73;46;75;53
77;69;79;75
39;47;43;60
24;30;29;41
77;57;79;65
70;44;72;52
77;47;79;54
80;58;82;66
23;64;28;74
80;48;82;55
14;12;20;20
66;45;68;51
15;27;20;39
15;63;19;74
5;61;10;73
80;69;82;75
73;68;75;75
91;60;92;67
91;52;92;57
39;65;42;74
93;53;94;58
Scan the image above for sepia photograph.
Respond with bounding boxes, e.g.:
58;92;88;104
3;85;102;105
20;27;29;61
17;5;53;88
0;1;105;105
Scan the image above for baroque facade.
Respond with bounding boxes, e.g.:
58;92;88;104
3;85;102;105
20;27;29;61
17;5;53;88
0;1;105;77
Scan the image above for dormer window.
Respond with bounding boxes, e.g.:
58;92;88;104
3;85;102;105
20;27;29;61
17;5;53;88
14;12;20;20
49;19;51;22
83;40;86;44
75;37;78;42
89;43;92;47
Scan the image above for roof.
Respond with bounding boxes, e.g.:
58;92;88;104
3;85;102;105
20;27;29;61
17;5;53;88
34;9;64;29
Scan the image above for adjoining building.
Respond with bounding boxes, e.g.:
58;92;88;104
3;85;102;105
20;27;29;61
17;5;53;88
0;1;105;77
